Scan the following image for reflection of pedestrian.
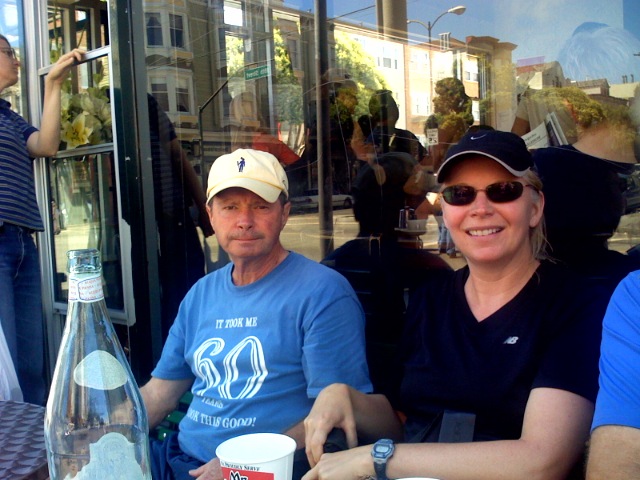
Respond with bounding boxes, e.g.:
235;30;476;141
533;145;640;294
0;35;82;405
437;220;456;257
228;91;300;166
323;151;450;396
304;71;359;194
365;90;427;163
425;116;469;258
147;94;213;340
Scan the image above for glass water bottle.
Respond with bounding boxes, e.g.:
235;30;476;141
44;249;151;479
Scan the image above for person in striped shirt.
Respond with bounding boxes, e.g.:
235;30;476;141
0;33;82;405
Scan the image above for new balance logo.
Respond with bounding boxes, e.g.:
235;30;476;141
503;336;519;345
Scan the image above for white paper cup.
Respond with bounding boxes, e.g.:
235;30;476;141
216;433;297;480
407;219;427;231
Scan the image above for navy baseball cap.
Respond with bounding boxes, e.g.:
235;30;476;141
437;130;533;183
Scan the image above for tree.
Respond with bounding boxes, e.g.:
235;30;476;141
432;77;474;126
333;31;387;119
426;77;474;144
273;27;304;126
225;35;245;78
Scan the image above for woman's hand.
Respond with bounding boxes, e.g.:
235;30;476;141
304;384;359;467
46;49;84;86
189;457;223;479
302;446;374;480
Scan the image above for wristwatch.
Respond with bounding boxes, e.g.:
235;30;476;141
371;438;395;480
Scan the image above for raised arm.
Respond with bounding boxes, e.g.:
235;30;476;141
27;49;84;157
304;387;593;480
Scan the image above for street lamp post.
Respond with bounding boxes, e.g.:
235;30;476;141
408;6;466;117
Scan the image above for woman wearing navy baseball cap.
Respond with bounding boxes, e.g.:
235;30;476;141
302;130;610;480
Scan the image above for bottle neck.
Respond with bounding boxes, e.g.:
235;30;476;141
68;273;104;303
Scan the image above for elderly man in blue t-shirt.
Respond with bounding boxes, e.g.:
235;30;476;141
141;148;371;480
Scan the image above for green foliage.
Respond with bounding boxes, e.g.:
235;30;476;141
273;28;297;85
275;83;304;124
526;86;605;128
225;36;245;78
224;27;386;125
333;31;387;119
428;77;474;137
273;26;303;124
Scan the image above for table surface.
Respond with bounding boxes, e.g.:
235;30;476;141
0;400;49;479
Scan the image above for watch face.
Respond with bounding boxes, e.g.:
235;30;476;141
372;439;395;459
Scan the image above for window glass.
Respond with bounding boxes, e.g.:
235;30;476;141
146;13;163;46
48;150;122;309
137;0;640;282
151;81;170;113
45;0;120;310
176;77;191;113
170;14;185;48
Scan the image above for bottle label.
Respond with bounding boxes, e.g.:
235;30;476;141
74;350;128;390
69;274;104;302
65;432;148;480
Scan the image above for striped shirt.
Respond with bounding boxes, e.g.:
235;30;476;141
0;99;42;231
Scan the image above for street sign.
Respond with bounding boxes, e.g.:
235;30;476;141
245;65;271;81
426;128;439;145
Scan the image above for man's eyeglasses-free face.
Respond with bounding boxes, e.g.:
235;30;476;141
441;181;536;206
0;48;17;60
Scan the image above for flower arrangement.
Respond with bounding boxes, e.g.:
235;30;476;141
60;72;112;149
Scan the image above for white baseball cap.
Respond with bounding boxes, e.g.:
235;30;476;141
206;149;289;203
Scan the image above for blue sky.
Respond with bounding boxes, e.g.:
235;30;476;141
2;0;638;82
286;0;640;83
290;0;638;62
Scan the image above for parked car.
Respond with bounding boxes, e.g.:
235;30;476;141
290;189;353;212
623;167;640;215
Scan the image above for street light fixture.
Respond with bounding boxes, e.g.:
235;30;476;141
407;5;466;117
407;6;466;47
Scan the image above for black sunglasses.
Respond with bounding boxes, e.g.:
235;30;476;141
441;181;535;206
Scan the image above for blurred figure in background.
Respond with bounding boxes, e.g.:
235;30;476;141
530;89;640;294
147;93;213;340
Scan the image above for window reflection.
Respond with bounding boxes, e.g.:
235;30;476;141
135;0;639;272
49;152;123;310
47;0;118;308
48;1;108;57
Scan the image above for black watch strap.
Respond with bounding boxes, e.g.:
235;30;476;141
371;438;395;480
374;461;388;480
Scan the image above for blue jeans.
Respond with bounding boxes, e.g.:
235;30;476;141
0;222;45;404
437;222;456;255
